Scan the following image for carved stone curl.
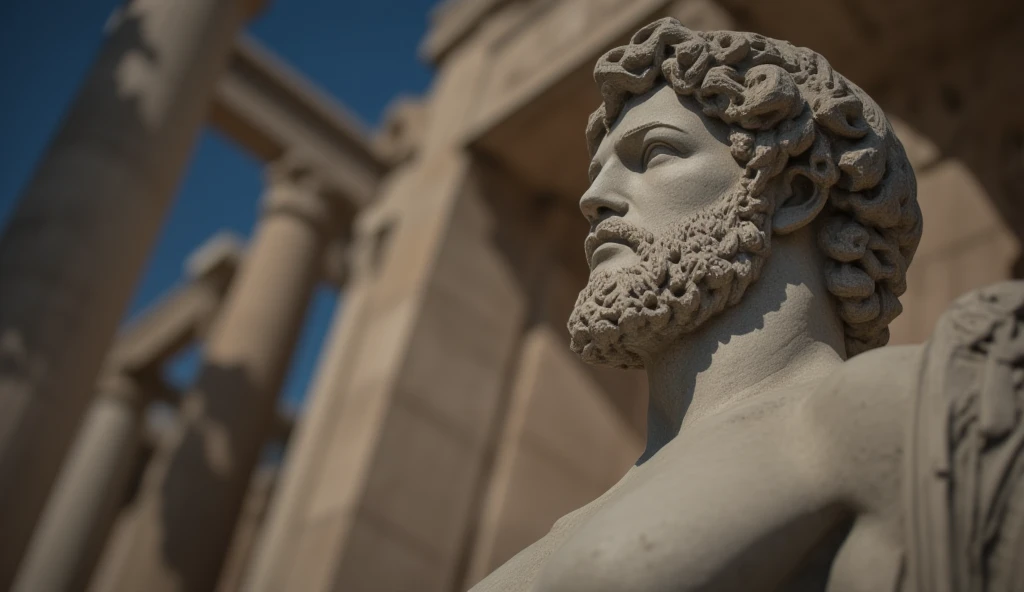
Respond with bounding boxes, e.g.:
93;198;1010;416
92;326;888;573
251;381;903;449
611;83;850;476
586;18;922;356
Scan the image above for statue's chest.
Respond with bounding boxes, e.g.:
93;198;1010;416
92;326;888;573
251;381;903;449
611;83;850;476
532;407;843;592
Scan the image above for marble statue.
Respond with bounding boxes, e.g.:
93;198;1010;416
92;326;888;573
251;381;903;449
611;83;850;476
471;18;1024;592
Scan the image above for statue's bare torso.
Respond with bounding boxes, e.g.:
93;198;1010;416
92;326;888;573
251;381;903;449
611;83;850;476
470;346;918;592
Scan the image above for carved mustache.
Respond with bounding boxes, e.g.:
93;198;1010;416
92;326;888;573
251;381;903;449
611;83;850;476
584;219;647;267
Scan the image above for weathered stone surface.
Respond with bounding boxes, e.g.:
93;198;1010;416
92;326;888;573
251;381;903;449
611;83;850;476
0;2;252;584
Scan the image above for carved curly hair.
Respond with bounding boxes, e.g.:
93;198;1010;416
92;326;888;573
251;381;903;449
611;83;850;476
586;18;923;356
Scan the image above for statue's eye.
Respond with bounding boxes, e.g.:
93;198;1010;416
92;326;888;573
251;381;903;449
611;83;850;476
643;143;679;169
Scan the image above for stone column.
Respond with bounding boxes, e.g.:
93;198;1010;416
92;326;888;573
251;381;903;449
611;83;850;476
11;374;151;592
10;235;243;592
0;0;259;584
247;156;528;592
243;21;531;585
242;219;377;590
97;160;346;592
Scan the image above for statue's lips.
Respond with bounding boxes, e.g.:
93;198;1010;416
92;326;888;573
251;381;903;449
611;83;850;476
585;223;641;268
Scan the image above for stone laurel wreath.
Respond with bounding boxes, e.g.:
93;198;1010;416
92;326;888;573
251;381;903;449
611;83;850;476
586;18;923;356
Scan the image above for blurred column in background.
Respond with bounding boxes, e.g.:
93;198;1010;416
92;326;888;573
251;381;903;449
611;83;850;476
245;10;533;591
10;235;244;592
248;160;527;592
0;0;264;585
241;210;380;590
95;160;350;592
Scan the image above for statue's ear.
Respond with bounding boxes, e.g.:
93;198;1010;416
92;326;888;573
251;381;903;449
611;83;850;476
772;132;836;235
772;172;828;235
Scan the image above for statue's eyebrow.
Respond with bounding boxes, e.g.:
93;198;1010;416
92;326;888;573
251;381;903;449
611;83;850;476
616;121;688;146
589;122;689;181
610;121;689;166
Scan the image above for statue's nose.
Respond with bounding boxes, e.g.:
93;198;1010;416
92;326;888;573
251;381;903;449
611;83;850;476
579;189;629;227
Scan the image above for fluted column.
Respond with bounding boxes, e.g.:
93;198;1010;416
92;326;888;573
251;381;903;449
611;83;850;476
0;0;259;583
97;160;346;592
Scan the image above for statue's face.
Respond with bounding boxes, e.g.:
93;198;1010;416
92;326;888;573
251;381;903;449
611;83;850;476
583;84;744;272
568;84;772;368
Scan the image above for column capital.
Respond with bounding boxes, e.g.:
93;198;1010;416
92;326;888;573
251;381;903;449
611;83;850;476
261;157;351;237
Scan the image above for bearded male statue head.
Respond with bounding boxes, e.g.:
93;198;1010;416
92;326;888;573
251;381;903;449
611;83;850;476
471;18;1024;592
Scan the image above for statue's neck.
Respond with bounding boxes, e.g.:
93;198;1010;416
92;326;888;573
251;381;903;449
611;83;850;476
639;229;847;463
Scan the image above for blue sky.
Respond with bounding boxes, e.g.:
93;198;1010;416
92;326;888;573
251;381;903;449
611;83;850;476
0;0;442;410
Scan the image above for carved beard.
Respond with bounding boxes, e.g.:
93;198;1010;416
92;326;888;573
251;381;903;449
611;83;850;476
567;182;772;369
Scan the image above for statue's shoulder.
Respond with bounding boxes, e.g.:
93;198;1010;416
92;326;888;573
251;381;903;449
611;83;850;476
823;342;924;397
799;340;922;512
811;280;1024;431
903;280;1024;592
805;341;923;450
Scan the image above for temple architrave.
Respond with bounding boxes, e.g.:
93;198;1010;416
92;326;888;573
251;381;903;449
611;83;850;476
0;0;1021;590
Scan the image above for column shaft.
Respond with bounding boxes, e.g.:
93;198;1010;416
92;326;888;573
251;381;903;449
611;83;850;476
12;236;244;592
243;19;529;589
0;0;250;583
11;378;145;592
243;232;375;591
249;155;526;591
98;178;337;592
